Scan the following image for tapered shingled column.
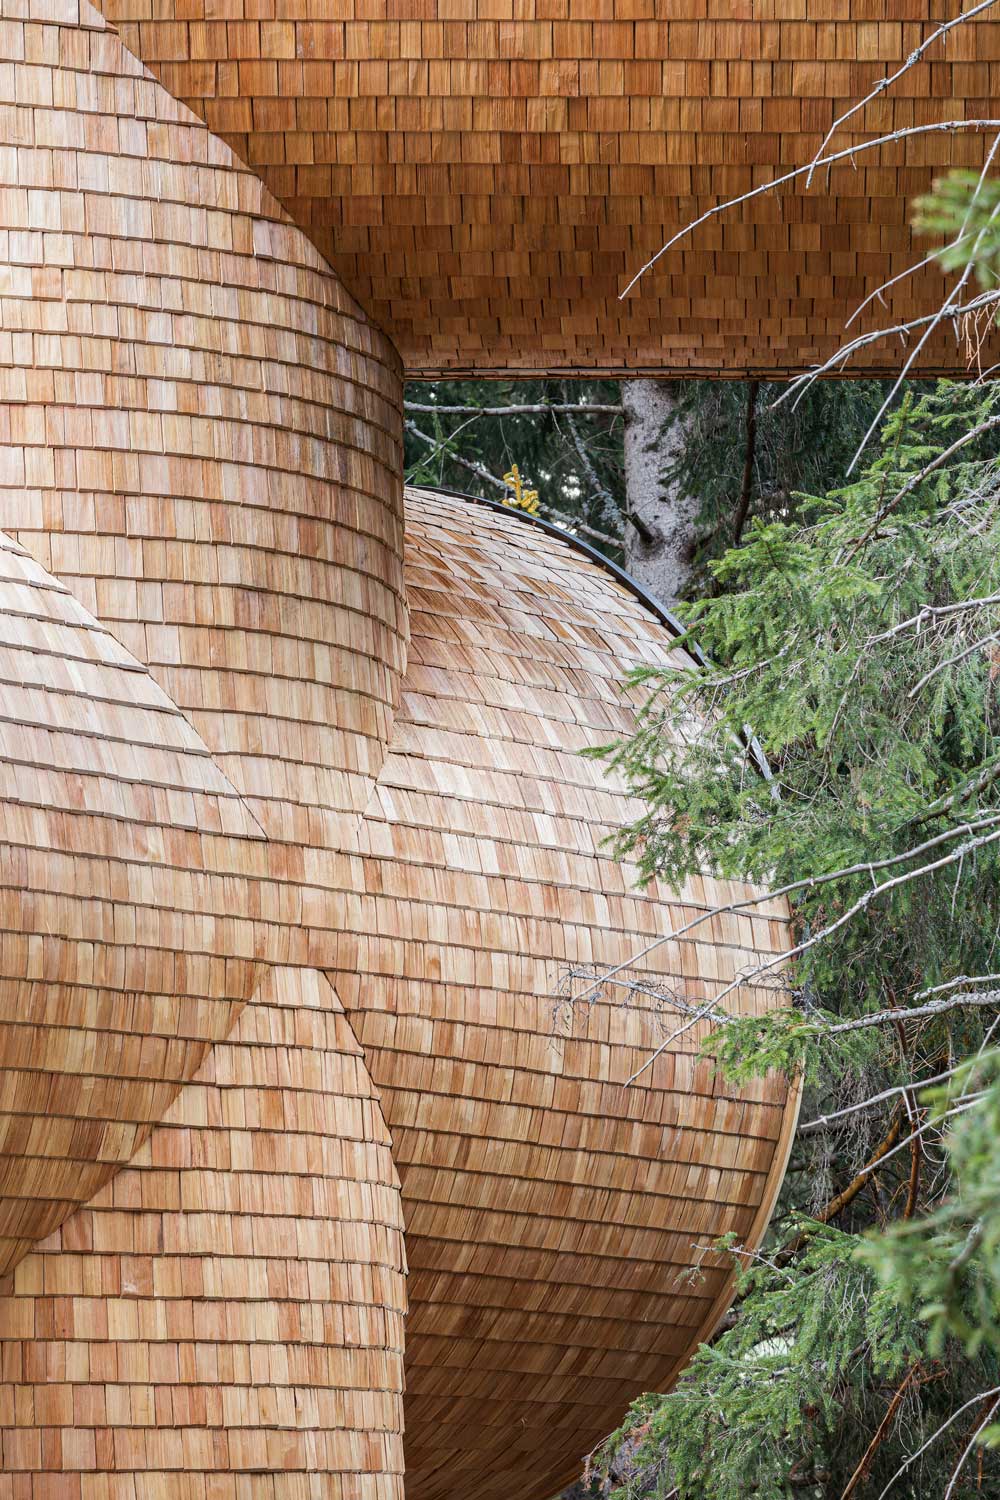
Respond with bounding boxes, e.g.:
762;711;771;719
0;3;409;1494
1;4;799;1498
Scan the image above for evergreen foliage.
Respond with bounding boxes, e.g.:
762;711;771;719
661;380;902;572
598;1228;921;1500
587;380;1000;1498
403;378;623;531
862;1051;1000;1365
914;171;1000;292
404;160;1000;1500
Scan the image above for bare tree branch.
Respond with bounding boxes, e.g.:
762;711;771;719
405;401;622;416
849;1097;986;1183
545;507;622;550
772;289;1000;407
759;124;1000;488
868;588;1000;646
619;120;1000;298
917;757;1000;823
877;1384;1000;1499
913;972;1000;1003
800;1064;971;1136
567;814;1000;1017
943;1391;1000;1500
624;820;1000;1084
405;419;507;494
563;402;630;533
806;0;1000;186
793;133;1000;472
822;988;1000;1036
908;629;1000;698
732;380;760;547
845;234;981;329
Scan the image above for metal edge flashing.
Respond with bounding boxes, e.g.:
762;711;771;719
408;483;775;786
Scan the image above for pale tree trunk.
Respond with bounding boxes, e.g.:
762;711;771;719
622;379;701;606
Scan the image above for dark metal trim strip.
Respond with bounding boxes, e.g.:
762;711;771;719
408;484;774;785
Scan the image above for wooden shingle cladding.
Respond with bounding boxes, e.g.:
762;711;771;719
0;965;409;1499
344;490;797;1500
1;5;800;1494
1;0;409;853
0;531;266;1275
95;0;1000;377
0;480;797;1498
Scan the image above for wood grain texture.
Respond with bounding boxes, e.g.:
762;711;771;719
92;0;1000;377
0;10;802;1484
0;528;266;1277
0;474;799;1497
0;486;797;1494
0;14;410;1489
0;965;407;1500
1;0;409;853
330;488;797;1500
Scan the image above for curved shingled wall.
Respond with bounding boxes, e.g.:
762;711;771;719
0;5;409;1494
331;488;798;1500
0;530;266;1273
0;966;408;1500
0;0;408;852
0;7;798;1497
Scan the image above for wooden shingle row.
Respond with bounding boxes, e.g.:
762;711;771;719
3;0;409;857
0;524;281;1281
0;967;408;1498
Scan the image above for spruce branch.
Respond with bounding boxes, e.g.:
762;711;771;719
567;815;1000;1022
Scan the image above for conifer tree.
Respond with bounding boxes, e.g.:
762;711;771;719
586;378;1000;1500
402;377;897;602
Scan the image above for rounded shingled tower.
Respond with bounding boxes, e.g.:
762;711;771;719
0;0;409;853
0;5;801;1495
329;488;798;1500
